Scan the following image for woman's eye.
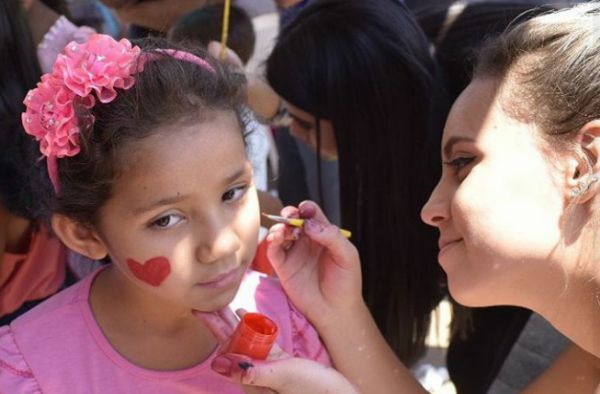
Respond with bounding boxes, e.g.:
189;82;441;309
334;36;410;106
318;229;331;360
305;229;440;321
150;213;184;229
222;185;248;202
444;156;475;172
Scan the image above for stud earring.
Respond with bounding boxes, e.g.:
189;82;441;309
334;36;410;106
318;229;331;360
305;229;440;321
571;174;600;198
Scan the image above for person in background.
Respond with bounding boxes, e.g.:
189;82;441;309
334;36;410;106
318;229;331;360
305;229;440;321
0;0;95;325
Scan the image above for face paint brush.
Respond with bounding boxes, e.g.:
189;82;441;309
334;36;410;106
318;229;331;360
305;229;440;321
262;213;352;238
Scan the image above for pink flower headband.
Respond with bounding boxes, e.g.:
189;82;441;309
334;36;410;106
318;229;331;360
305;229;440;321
22;34;215;194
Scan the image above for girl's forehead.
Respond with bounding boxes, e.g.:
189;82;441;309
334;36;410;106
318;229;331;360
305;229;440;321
111;113;248;200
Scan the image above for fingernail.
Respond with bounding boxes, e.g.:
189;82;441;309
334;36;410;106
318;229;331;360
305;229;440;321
305;219;323;233
211;356;233;376
299;203;316;217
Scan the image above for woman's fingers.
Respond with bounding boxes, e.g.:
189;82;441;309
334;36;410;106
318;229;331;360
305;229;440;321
302;219;359;272
298;200;329;223
193;308;236;343
218;306;241;329
207;41;245;71
266;223;288;266
211;354;359;394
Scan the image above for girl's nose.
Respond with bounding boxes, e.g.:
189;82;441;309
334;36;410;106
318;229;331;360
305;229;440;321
195;219;241;264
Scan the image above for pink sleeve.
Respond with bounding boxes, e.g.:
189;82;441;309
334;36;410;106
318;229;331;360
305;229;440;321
288;302;332;366
0;326;41;393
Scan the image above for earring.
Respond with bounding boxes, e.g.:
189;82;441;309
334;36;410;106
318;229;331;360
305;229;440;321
571;174;600;198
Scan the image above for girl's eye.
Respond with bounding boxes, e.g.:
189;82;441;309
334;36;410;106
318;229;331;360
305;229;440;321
222;185;248;202
150;213;184;229
444;156;475;173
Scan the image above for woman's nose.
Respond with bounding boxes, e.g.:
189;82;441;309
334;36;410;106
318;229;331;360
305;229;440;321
421;182;450;227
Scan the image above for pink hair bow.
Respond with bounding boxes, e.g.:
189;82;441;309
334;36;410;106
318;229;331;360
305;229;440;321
22;34;216;194
22;34;144;194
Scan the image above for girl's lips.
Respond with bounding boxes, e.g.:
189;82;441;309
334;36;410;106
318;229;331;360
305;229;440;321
196;266;241;289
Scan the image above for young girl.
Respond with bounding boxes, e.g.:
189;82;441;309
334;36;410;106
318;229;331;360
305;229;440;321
0;34;329;392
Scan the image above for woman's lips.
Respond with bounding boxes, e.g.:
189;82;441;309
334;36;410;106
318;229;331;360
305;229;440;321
438;238;462;260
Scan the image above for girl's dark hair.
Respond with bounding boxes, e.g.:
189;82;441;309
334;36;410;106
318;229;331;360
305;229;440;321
0;0;43;219
37;38;246;227
267;0;447;365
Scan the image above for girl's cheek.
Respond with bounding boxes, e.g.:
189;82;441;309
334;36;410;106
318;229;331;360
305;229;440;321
126;256;171;287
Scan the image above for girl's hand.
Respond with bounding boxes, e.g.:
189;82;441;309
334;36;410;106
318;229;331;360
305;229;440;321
265;201;363;330
194;308;358;394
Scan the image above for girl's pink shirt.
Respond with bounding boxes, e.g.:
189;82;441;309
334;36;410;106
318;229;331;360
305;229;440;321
0;268;330;393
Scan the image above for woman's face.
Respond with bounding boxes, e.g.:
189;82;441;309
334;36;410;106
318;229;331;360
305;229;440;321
421;78;570;308
285;102;338;160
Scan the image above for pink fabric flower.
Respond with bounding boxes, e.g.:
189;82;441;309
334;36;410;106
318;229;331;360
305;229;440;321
21;34;143;193
53;34;142;103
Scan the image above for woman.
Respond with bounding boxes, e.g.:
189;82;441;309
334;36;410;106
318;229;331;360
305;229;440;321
203;3;600;393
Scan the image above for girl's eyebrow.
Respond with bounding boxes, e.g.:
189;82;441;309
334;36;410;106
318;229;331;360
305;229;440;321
133;167;251;215
443;136;475;159
133;194;187;215
223;166;249;185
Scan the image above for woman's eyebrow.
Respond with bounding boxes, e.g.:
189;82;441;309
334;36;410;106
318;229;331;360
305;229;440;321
443;136;475;159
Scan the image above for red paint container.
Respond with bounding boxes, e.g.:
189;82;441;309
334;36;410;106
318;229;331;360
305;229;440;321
225;313;278;359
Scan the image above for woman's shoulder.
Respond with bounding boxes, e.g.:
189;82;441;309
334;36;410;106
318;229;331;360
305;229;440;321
0;326;42;393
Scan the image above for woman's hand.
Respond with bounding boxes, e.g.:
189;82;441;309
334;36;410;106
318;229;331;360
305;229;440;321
208;352;358;394
207;41;245;72
265;201;363;330
194;308;358;394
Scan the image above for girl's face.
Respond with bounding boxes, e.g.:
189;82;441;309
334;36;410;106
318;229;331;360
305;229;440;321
421;78;569;308
96;110;260;312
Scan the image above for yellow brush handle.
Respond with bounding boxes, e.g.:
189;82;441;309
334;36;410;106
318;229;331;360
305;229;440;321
220;0;231;61
339;228;353;238
286;218;352;239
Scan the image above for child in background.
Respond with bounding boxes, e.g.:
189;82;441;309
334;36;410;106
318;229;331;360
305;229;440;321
0;0;100;325
169;4;256;65
0;34;329;392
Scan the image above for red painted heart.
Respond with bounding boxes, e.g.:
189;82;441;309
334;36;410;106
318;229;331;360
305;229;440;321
126;257;171;287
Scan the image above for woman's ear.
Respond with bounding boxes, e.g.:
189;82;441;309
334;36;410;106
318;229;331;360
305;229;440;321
51;215;108;260
566;120;600;203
